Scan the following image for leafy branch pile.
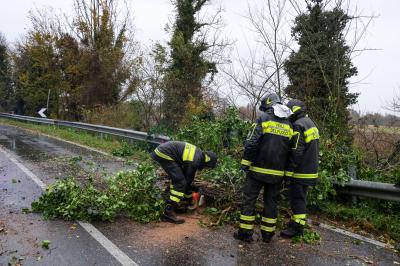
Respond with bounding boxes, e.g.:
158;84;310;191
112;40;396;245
292;230;321;245
31;162;164;223
176;109;357;209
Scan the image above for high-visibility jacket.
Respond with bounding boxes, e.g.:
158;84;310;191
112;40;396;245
240;106;293;184
286;114;320;186
151;141;206;181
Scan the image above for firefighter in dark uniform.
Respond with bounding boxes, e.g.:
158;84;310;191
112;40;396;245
281;99;320;238
234;93;293;243
151;141;217;224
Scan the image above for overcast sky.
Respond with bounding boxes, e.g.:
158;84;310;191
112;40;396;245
1;0;399;115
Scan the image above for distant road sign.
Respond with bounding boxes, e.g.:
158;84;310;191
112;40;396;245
38;108;47;118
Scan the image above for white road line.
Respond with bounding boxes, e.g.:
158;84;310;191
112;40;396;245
0;145;139;266
318;222;394;249
0;145;47;191
78;222;138;266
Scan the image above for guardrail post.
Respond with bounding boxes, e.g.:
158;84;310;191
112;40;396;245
349;165;358;204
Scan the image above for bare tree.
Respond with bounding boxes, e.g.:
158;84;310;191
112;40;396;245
386;88;400;114
132;44;166;131
222;0;292;121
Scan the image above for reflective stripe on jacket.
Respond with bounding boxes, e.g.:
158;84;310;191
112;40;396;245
287;114;320;185
241;107;293;183
151;141;204;181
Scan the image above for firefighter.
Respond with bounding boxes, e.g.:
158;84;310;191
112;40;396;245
234;93;293;243
151;141;217;224
280;99;320;238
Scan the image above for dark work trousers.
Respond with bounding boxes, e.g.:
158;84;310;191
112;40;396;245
241;175;282;221
155;159;188;206
290;181;309;215
157;159;187;192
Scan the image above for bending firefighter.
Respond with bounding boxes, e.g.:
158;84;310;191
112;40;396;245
281;99;320;238
235;93;293;243
151;141;217;224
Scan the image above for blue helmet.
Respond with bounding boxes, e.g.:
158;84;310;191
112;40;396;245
259;93;281;112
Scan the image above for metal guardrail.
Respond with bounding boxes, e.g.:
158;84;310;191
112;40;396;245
0;113;170;145
0;112;399;202
334;180;400;202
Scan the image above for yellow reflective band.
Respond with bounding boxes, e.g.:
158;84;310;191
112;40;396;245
292;131;300;150
292;218;306;225
249;166;285;176
260;225;276;232
292;106;301;113
304;127;319;143
170;189;184;197
184;193;192;199
262;217;277;223
182;143;196;161
239;223;254;230
170;184;174;189
155;148;174;161
240;159;252;166
262;121;293;139
240;214;255;222
285;171;294;177
292;173;319;178
204;154;211;162
169;195;181;203
293;214;307;219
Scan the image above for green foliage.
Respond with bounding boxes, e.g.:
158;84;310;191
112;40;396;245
31;162;164;222
358;164;400;185
308;137;359;206
10;1;135;118
292;230;321;245
111;142;138;157
0;34;14;112
199;155;245;209
163;0;218;127
177;107;250;153
284;0;358;141
41;240;51;249
322;201;400;243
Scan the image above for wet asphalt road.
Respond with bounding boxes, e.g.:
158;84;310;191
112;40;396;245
0;123;399;266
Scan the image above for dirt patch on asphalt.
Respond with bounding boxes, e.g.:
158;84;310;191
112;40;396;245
129;214;209;248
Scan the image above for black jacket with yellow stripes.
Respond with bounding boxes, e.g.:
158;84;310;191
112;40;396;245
286;114;320;186
241;107;293;184
151;141;205;181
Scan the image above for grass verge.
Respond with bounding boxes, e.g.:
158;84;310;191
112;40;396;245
319;200;400;246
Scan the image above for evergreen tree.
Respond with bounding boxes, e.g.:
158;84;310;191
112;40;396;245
284;0;358;140
0;34;14;111
163;0;217;127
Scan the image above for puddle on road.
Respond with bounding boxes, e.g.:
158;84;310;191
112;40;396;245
0;125;135;181
0;134;54;162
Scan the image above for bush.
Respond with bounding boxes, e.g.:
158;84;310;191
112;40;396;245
322;201;400;243
308;138;359;206
32;162;164;222
176;107;250;154
198;155;245;208
83;102;142;130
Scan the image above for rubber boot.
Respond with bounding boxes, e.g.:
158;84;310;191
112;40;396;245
162;205;185;224
233;229;253;243
280;221;304;238
261;231;275;243
175;200;189;213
